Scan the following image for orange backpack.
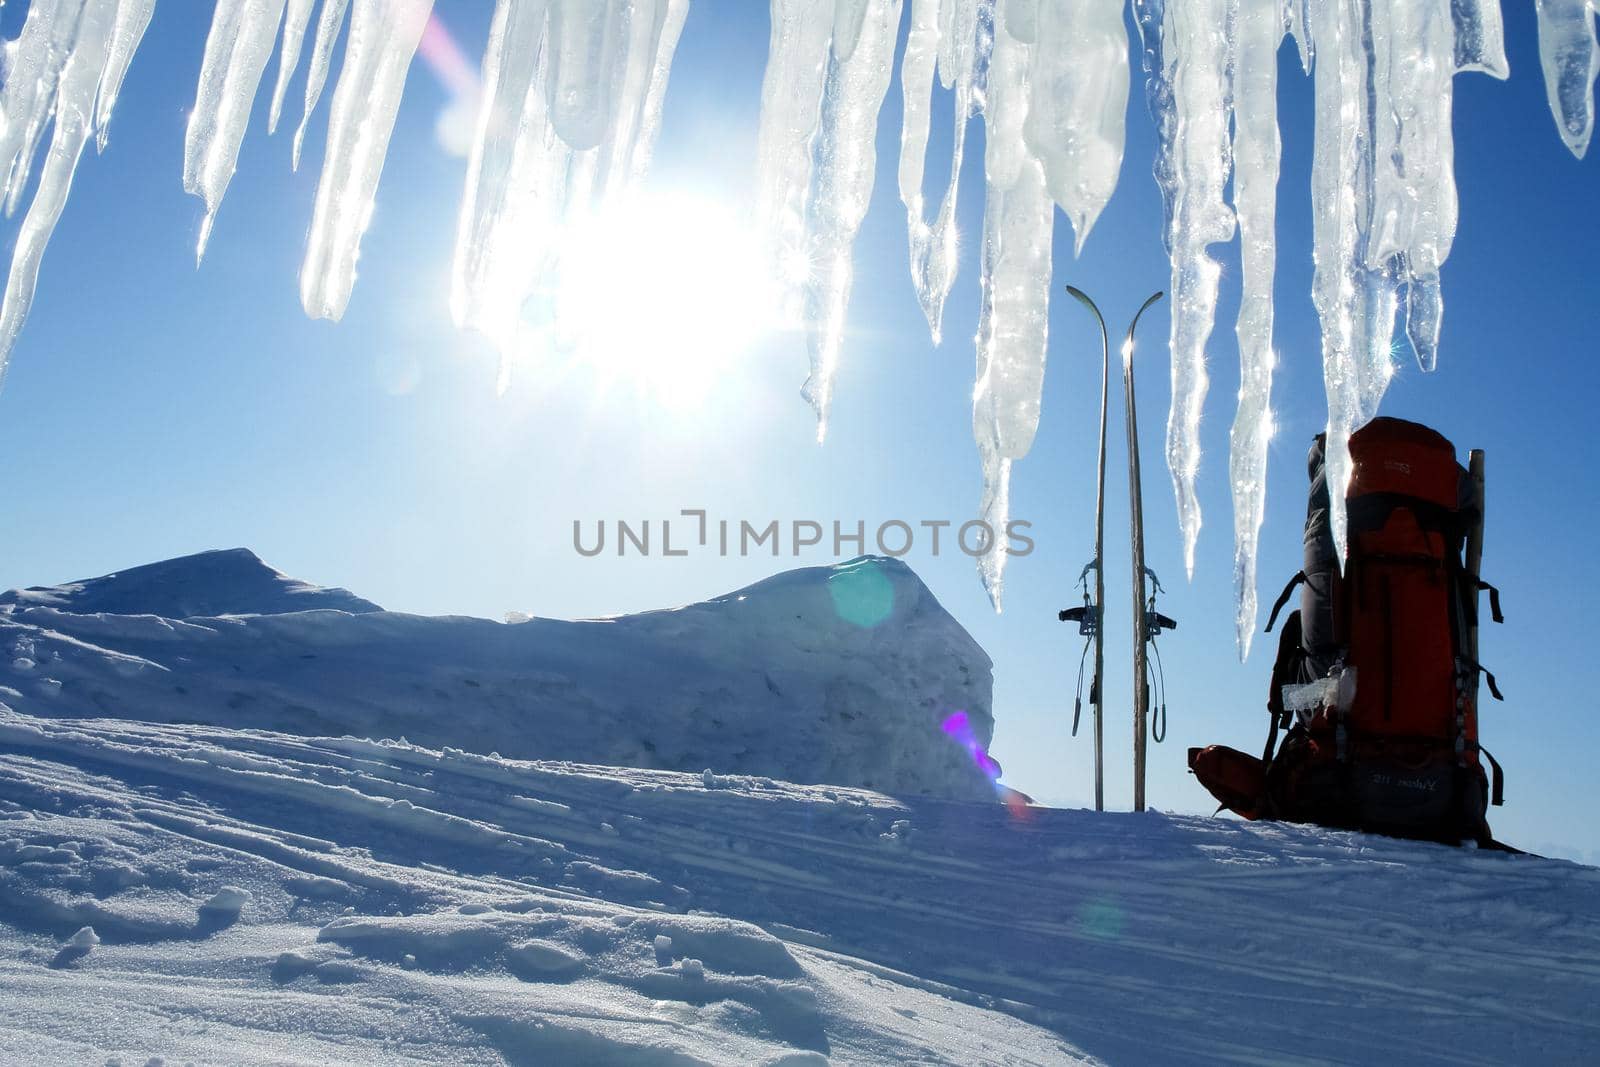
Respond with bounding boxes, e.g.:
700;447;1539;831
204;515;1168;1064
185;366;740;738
1191;417;1507;844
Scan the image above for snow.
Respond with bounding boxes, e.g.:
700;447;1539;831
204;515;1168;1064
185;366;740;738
0;547;381;617
0;550;999;800
2;706;1597;1063
0;2;1589;626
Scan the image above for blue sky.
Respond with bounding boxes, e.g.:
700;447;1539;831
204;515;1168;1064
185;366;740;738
0;3;1596;858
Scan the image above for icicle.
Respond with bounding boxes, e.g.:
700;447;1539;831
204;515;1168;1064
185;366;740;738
899;0;982;341
799;0;902;438
973;3;1052;608
896;0;940;310
93;0;158;152
1228;0;1283;659
1134;0;1236;579
596;0;689;203
299;0;433;320
184;0;289;261
626;0;691;189
293;0;350;170
754;0;834;304
452;0;690;373
546;0;625;152
0;1;90;218
833;0;871;61
0;0;119;383
267;0;317;135
1371;0;1458;374
1453;0;1508;79
1535;0;1600;157
1306;0;1388;565
452;0;553;344
1021;0;1128;251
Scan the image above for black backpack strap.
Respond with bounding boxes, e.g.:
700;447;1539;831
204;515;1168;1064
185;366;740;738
1470;662;1505;701
1479;744;1506;807
1262;610;1304;764
1264;572;1307;634
1476;579;1504;624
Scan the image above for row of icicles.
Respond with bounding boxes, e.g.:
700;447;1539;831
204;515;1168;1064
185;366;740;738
0;0;1595;657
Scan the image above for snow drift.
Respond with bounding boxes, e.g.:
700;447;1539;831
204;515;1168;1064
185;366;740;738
0;550;998;800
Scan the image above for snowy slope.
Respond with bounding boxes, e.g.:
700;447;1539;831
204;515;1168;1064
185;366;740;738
0;553;997;800
0;548;382;618
2;708;1597;1065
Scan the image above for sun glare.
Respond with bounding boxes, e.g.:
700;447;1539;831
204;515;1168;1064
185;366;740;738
520;190;780;409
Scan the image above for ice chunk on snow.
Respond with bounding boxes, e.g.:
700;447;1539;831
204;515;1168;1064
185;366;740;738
300;0;434;321
65;925;100;949
201;885;252;915
1536;0;1600;157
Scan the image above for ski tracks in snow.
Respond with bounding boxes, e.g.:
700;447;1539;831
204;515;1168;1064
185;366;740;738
1;707;1598;1064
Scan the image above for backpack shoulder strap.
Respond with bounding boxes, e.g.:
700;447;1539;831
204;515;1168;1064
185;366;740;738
1263;610;1305;764
1264;572;1307;634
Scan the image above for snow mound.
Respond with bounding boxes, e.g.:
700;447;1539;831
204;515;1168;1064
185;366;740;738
1;710;1594;1064
0;554;997;800
0;548;382;618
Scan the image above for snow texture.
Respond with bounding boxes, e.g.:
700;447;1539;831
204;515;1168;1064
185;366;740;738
0;3;1584;629
1;706;1596;1063
0;550;999;800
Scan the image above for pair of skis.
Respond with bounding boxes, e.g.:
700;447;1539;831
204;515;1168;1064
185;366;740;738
1059;288;1175;813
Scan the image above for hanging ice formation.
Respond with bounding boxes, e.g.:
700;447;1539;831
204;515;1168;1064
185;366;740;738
0;2;1592;630
970;0;1129;607
754;0;905;441
454;0;692;380
1537;2;1600;157
0;0;691;390
1130;0;1509;656
755;0;1128;606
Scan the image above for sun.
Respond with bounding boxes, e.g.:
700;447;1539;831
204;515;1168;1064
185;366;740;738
504;189;781;409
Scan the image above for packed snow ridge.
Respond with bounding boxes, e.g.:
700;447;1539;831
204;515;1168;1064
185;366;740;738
2;709;1598;1063
0;549;1001;800
0;546;382;618
0;2;1594;637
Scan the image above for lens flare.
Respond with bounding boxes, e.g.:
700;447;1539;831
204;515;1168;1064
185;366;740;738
940;710;1004;786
